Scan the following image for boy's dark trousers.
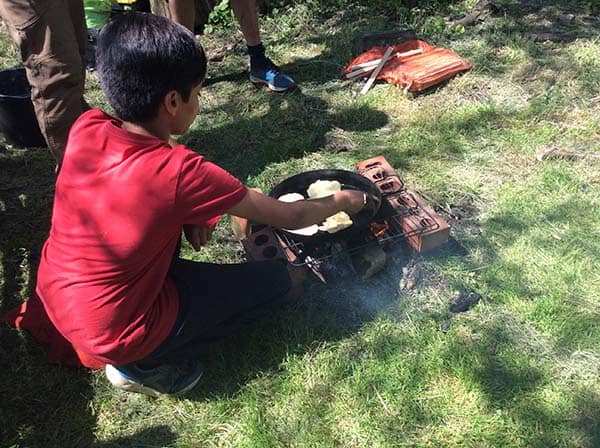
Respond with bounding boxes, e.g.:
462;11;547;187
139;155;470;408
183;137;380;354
118;243;293;368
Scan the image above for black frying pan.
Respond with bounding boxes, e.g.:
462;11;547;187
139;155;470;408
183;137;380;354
269;169;382;245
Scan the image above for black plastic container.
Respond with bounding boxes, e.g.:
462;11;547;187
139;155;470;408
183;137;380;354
0;67;46;147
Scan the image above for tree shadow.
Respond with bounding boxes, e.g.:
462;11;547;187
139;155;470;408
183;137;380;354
436;309;600;446
199;0;600;123
572;387;600;448
0;325;96;447
93;425;177;448
0;149;54;312
0;150;93;447
266;1;600;99
495;0;600;44
185;88;389;179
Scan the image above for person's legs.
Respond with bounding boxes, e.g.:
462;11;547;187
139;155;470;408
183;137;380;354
229;0;260;45
229;0;296;91
167;0;195;32
143;258;294;364
0;0;88;162
108;258;297;395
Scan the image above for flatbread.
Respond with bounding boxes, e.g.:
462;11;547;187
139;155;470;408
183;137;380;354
318;211;353;234
277;192;305;203
286;224;320;236
307;180;341;199
277;184;353;236
307;180;353;233
277;192;319;236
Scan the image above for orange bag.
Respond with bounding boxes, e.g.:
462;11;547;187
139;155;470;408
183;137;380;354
341;39;471;92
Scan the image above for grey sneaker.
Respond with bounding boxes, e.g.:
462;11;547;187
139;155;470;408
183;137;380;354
105;359;203;397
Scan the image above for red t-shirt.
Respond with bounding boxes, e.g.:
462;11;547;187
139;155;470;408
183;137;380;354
36;109;247;365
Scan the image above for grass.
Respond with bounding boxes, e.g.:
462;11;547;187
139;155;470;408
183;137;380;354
1;1;600;446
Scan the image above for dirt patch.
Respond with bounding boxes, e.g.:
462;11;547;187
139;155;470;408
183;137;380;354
434;203;481;238
323;126;356;153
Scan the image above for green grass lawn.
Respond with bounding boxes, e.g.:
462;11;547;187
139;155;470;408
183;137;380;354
1;1;599;446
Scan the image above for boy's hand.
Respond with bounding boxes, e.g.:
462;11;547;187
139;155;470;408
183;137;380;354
336;190;367;215
184;224;213;251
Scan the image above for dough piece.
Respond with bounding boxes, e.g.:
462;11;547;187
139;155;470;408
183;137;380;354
278;192;305;203
318;211;353;234
278;192;319;236
307;180;341;199
287;224;319;236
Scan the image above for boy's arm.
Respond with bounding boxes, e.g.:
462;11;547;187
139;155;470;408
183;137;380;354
227;189;366;230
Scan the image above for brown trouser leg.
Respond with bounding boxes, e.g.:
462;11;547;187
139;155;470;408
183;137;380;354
0;0;88;162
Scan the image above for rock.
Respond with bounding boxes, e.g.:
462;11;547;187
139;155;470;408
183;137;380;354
441;319;452;332
323;127;355;153
450;207;464;220
449;291;481;313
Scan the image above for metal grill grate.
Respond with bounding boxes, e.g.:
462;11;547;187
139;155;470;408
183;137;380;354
275;187;439;267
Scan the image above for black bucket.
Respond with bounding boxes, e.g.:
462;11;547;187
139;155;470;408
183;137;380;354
0;67;47;147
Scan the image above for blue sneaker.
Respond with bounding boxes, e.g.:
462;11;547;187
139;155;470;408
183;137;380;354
250;58;295;92
105;359;203;397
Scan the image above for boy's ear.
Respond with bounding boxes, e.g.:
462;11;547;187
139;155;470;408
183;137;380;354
163;90;180;117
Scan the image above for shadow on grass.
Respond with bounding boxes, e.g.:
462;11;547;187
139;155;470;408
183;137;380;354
0;150;92;448
93;426;176;448
495;0;600;45
278;1;599;106
186;88;389;179
185;245;410;400
0;326;96;447
417;190;600;443
0;149;54;312
573;387;600;448
431;308;600;446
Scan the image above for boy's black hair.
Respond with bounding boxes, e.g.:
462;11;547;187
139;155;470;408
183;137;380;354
96;12;206;123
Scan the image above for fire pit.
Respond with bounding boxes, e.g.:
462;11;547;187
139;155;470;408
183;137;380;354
242;156;450;282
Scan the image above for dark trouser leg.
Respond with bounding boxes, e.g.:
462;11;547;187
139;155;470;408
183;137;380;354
120;258;292;369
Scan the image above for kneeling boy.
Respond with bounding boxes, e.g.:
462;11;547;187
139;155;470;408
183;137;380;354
35;12;365;396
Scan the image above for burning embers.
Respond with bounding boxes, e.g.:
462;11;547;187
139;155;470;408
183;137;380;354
369;220;389;239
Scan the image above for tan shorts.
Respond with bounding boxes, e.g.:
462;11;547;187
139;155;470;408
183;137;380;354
0;0;88;160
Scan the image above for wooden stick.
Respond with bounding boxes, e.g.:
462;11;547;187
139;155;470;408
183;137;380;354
360;46;393;95
350;59;385;71
371;384;399;416
348;48;424;72
345;65;377;79
397;48;424;58
536;146;600;161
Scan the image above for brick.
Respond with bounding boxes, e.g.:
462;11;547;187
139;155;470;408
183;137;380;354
242;225;288;262
383;190;449;252
356;155;404;194
357;155;450;253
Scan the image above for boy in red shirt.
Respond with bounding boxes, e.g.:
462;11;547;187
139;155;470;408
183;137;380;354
35;12;366;396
